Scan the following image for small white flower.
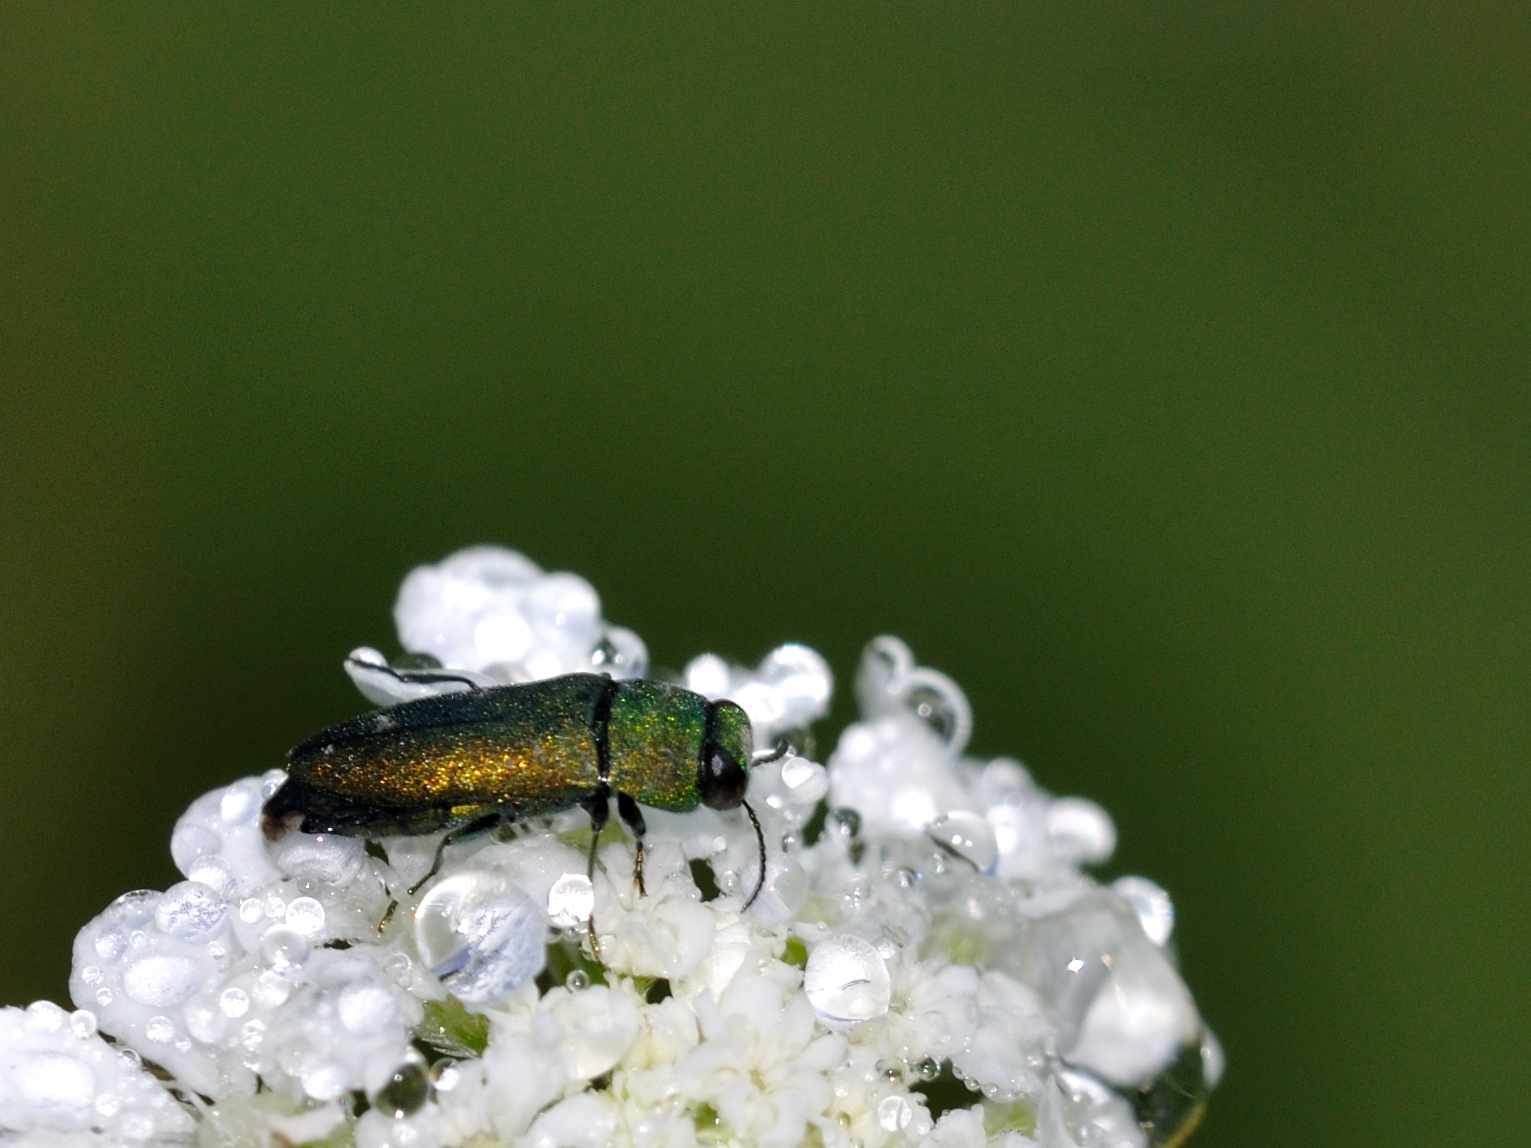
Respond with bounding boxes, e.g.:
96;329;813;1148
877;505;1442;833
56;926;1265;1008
4;545;1219;1147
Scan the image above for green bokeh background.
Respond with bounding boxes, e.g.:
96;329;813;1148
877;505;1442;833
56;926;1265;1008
3;7;1527;1146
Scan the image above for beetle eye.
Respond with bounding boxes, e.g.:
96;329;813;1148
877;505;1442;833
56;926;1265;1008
700;746;747;810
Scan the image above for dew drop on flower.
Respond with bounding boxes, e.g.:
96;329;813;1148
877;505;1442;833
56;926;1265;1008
122;955;199;1008
925;810;999;874
336;983;397;1035
916;1057;940;1081
284;896;326;937
238;899;264;924
374;1057;430;1118
1200;1028;1226;1089
803;934;891;1024
1046;797;1117;863
413;870;546;1004
546;872;595;930
154;881;228;942
565;969;590;991
218;986;250;1018
95;932;127;961
259;926;311;971
779;755;829;804
301;1060;349;1102
219;787;255;824
877;1094;914;1132
144;1015;175;1044
1110;875;1175;947
69;1009;97;1039
830;808;862;839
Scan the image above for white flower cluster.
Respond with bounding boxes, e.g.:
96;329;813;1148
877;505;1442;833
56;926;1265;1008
2;546;1221;1148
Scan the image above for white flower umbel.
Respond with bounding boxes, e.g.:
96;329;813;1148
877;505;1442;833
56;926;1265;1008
5;546;1221;1147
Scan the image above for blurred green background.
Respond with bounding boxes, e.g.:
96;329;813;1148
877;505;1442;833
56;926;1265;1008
3;6;1527;1146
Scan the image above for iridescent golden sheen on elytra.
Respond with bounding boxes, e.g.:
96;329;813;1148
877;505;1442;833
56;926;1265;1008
261;672;755;841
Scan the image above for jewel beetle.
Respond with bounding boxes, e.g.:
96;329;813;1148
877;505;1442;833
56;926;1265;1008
261;660;778;910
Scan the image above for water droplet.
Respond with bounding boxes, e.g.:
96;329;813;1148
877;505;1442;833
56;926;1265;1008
684;653;732;697
154;881;228;942
79;965;103;987
253;969;292;1008
546;873;595;930
877;1095;914;1132
184;999;225;1043
220;787;255;823
301;1060;349;1101
803;934;891;1025
258;927;310;972
1110;876;1175;947
590;627;648;678
69;1009;98;1039
122;955;199;1007
94;932;127;961
830;808;862;839
894;867;919;889
336;982;397;1035
1046;798;1116;864
525;572;600;643
238;898;264;924
94;988;114;1008
187;861;235;899
779;756;829;804
414;871;546;1004
1200;1028;1225;1089
925;811;999;874
904;682;963;743
238;1018;265;1052
219;987;250;1018
284;896;326;936
144;1016;175;1044
374;1057;430;1118
916;1057;940;1082
565;969;590;991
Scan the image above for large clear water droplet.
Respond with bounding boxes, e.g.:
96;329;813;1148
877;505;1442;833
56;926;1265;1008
877;1095;914;1132
546;873;595;930
1110;876;1175;947
1129;1041;1213;1147
414;871;547;1004
374;1055;431;1119
803;934;891;1025
154;881;228;942
1047;797;1117;864
590;626;648;678
122;955;199;1008
925;811;998;874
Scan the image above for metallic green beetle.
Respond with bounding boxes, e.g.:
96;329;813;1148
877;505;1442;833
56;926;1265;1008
261;667;774;906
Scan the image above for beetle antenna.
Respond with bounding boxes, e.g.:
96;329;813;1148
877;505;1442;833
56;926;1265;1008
345;654;483;692
741;798;767;910
750;738;794;767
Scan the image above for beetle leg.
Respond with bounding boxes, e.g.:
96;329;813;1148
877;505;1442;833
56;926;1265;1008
406;811;505;897
580;789;611;960
616;792;648;897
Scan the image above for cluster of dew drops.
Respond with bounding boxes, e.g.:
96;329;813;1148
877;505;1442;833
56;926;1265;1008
9;548;1217;1147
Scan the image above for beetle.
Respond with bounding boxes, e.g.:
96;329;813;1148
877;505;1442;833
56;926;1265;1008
261;660;777;912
